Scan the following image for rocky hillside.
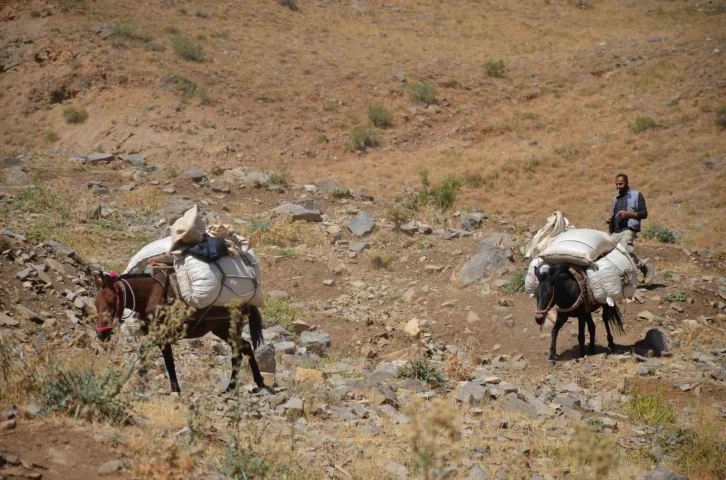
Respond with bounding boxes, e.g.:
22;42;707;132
1;150;725;479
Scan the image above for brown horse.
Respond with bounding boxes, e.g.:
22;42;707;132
92;270;271;395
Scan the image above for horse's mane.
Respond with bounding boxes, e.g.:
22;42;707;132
119;273;153;279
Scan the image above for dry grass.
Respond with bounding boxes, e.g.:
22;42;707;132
121;187;167;214
246;221;328;248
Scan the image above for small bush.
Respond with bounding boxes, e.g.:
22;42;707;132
281;248;297;259
316;133;329;143
385;203;414;227
112;22;153;43
716;106;726;130
248;222;328;248
664;292;686;303
118;74;128;85
172;35;205;62
43;130;59;143
501;268;526;294
63;106;88;124
39;367;130;424
195;10;211;18
642;225;677;243
349;125;378;151
163;73;199;100
407;81;437;105
626;391;674;426
397;359;446;387
198;88;212;106
368;104;392;128
484;60;506;78
248;219;271;233
329;187;350;199
262;297;299;329
441;79;460;89
145;42;166;52
658;424;726;479
628;116;659;133
420;175;462;210
369;253;395;270
278;0;299;11
463;172;485;187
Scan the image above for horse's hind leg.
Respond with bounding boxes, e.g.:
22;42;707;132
211;320;242;394
238;338;269;393
602;308;616;352
549;314;568;366
586;314;596;356
577;316;587;358
160;344;181;394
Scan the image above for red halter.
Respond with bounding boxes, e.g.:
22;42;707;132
95;272;124;334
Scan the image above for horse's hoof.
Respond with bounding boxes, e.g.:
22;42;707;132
252;386;274;395
548;359;556;367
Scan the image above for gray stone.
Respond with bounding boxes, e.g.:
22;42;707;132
283;397;304;411
2;155;24;168
87;153;115;163
300;331;331;354
5;167;29;186
15;305;44;324
1;407;17;421
0;313;20;327
185;169;207;182
272;203;322;222
456;382;488;405
1;228;26;241
501;393;538;418
643;467;688;480
267;290;290;299
519;390;555;417
456;244;510;286
255;344;276;374
387;461;409;480
295;197;322;212
349;241;370;253
121;154;146;167
469;464;491;480
273;341;296;353
399;221;418;234
48;240;77;258
98;460;125;475
348;211;375;237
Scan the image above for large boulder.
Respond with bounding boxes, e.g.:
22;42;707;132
272;203;322;222
348;211;375;236
454;243;512;287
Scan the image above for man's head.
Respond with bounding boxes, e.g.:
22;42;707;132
615;173;629;196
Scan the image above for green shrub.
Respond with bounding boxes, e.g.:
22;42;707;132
628;116;659;133
397;359;446;387
349;125;378;151
658;426;726;479
463;172;485;187
407;81;437;105
368;104;392;128
664;292;686;303
420;175;462;210
642;225;677;243
163;73;199;100
63;106;88;124
501;268;526;294
248;219;271;233
145;42;166;52
111;22;153;43
278;0;299;11
43;130;59;143
716;106;726;130
262;297;299;329
626;392;674;426
172;35;205;62
39;367;129;424
484;60;506;78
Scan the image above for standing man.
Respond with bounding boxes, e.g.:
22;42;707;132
606;173;654;283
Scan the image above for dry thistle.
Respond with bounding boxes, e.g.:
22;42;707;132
404;397;462;480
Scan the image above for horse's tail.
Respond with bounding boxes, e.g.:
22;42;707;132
248;305;264;350
604;304;625;336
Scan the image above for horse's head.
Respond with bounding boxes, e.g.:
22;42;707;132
533;263;567;325
93;270;122;342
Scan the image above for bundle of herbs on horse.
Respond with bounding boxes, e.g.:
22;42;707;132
92;270;271;395
533;263;625;366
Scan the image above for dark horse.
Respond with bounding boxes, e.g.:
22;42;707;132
533;263;625;366
92;270;271;395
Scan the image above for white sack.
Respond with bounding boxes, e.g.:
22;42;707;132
124;236;173;274
524;211;571;259
524;257;544;294
586;244;638;303
174;250;264;309
539;228;615;267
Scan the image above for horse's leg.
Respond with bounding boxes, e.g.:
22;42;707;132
586;313;596;356
577;316;586;358
238;338;269;393
160;344;181;394
549;313;568;367
210;319;241;394
602;308;616;352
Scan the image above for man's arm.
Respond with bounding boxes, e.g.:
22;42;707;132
635;192;647;220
